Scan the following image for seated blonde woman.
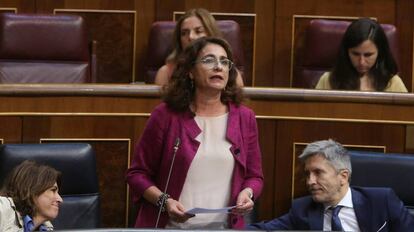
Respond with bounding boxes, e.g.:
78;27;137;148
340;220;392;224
155;8;244;87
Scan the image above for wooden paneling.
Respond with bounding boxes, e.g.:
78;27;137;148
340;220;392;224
407;125;414;152
0;7;17;13
0;0;35;13
395;0;414;91
2;0;414;89
44;0;157;83
0;117;22;143
0;85;414;225
55;10;136;83
256;120;277;218
254;0;275;86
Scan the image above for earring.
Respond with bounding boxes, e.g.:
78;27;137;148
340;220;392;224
188;72;194;89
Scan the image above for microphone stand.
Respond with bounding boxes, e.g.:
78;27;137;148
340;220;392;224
155;138;181;228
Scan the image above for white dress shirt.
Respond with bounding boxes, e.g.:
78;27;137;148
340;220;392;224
323;187;361;232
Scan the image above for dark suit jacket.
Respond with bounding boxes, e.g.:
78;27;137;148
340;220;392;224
248;187;414;231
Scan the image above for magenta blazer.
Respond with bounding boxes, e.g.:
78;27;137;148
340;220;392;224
126;102;264;228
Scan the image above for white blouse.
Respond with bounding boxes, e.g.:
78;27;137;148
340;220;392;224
167;113;235;229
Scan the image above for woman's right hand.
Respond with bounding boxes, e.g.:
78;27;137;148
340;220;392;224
165;198;194;223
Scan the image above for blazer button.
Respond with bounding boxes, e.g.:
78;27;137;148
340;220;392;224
234;148;240;156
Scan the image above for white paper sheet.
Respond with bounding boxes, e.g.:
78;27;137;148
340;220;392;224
185;206;236;215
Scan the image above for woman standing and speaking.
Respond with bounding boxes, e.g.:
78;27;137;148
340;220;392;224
127;37;263;229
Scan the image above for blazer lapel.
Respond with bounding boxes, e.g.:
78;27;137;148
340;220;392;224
308;203;324;230
225;104;245;166
352;188;372;232
226;103;240;146
181;110;201;141
179;110;201;169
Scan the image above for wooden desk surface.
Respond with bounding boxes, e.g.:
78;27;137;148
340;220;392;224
1;84;414;119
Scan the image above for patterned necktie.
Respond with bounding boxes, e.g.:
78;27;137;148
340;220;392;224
331;205;344;231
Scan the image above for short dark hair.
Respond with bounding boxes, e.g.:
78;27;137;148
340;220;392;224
1;160;61;216
330;18;398;90
163;36;243;112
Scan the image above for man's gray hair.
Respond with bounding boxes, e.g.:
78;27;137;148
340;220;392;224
299;139;352;175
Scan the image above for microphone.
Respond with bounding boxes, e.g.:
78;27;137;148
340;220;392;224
155;137;181;228
173;137;181;152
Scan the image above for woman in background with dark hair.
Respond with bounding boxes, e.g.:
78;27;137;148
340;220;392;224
0;160;62;231
127;37;263;229
316;18;408;92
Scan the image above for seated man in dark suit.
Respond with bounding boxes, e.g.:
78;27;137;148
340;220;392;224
248;139;414;231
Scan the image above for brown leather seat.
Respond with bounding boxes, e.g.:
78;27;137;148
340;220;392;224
0;13;97;83
292;19;399;88
144;20;245;83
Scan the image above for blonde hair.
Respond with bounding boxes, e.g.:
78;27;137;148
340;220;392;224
167;8;222;63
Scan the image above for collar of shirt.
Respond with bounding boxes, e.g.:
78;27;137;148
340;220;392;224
322;187;361;232
23;215;49;232
324;186;353;211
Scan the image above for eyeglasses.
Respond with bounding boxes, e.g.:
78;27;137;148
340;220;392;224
196;56;234;70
